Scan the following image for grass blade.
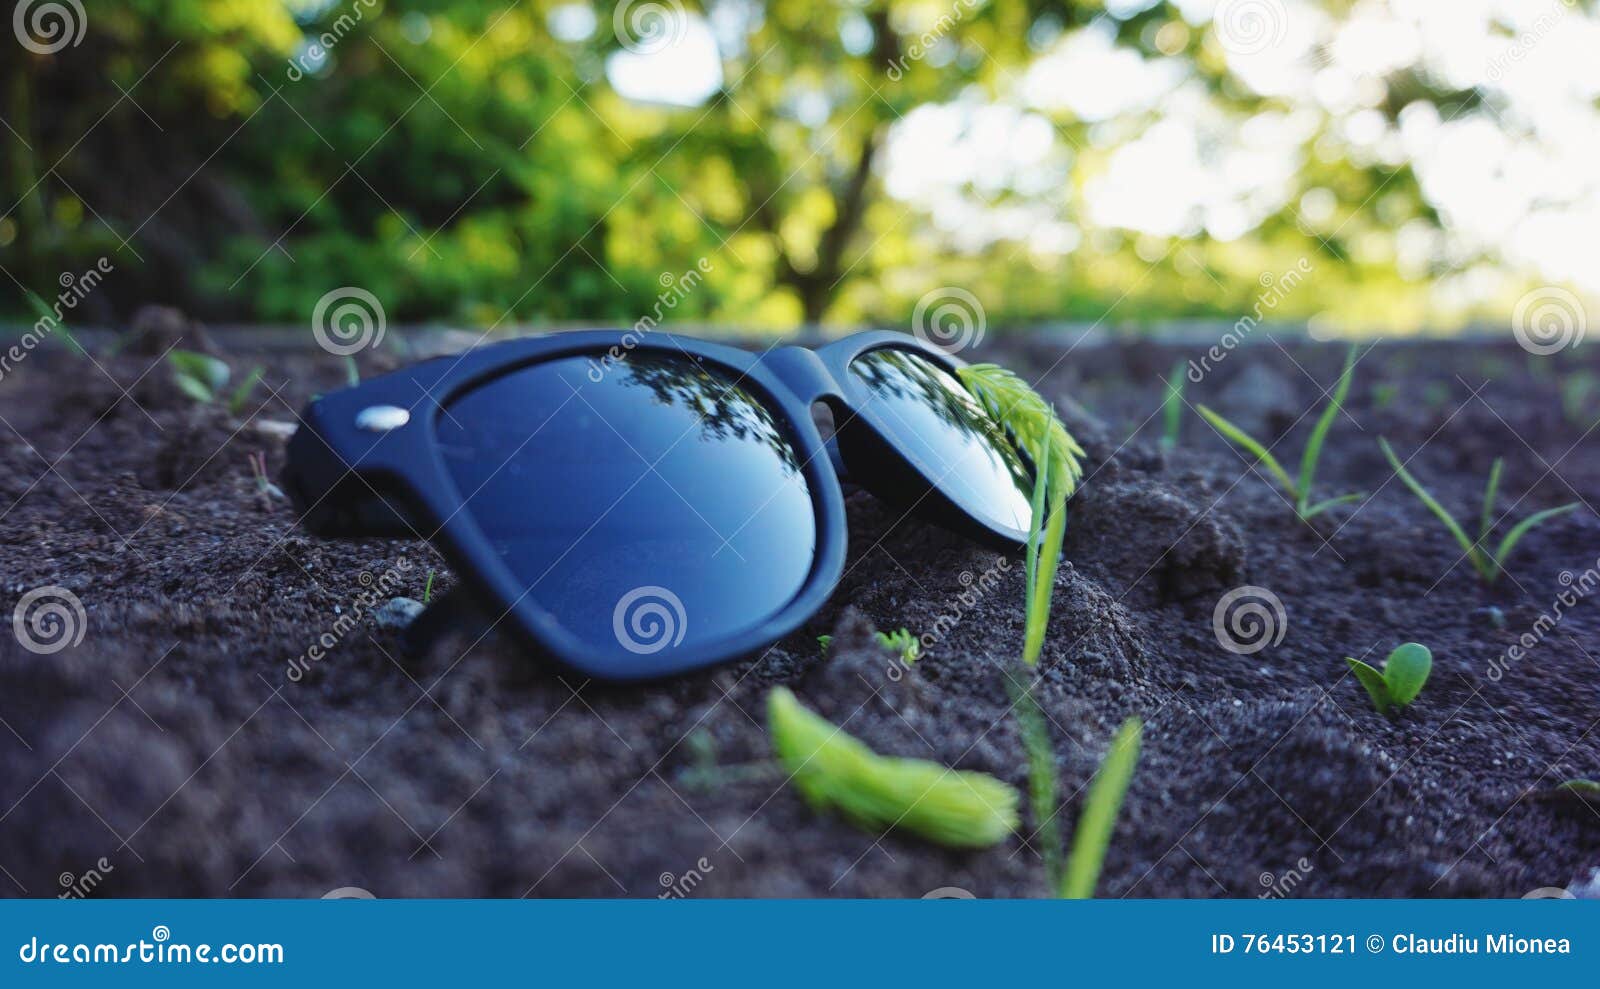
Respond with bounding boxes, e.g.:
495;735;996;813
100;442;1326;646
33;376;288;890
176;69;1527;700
1012;680;1062;891
1490;503;1579;582
1060;718;1142;899
1296;345;1356;515
1479;457;1503;545
226;366;264;416
1196;404;1296;496
1161;359;1185;451
1024;451;1049;595
1301;492;1365;518
1378;437;1486;577
1023;478;1067;667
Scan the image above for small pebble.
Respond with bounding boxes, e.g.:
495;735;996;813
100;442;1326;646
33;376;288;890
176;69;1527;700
374;596;424;630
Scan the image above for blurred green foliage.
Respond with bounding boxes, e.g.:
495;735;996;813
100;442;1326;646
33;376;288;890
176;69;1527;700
0;0;1534;332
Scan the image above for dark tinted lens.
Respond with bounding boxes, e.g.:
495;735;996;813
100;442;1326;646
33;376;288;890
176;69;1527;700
848;348;1033;533
437;352;816;659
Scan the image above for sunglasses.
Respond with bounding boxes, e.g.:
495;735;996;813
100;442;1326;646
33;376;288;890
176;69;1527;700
283;330;1037;680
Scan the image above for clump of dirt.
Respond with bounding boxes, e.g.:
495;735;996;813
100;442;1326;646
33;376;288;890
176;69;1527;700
0;330;1595;899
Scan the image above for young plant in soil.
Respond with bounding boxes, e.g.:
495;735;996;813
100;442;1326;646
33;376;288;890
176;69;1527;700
818;628;920;666
246;450;284;502
957;363;1084;665
1346;642;1431;716
766;687;1019;848
1195;345;1364;520
1013;684;1144;898
1060;717;1142;898
169;350;264;415
1161;359;1185;451
1378;438;1579;584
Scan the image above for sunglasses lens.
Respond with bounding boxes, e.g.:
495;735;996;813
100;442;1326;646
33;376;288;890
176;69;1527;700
847;347;1034;535
436;352;817;661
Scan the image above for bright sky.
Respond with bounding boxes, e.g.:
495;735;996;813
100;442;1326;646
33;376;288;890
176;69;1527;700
580;0;1600;307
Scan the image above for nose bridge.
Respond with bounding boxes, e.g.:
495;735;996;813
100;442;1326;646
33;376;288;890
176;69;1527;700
759;345;843;404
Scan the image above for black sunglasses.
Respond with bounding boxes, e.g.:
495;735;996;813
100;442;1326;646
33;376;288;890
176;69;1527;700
283;329;1036;680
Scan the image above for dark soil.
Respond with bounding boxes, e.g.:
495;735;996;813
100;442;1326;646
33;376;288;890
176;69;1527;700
1;327;1597;899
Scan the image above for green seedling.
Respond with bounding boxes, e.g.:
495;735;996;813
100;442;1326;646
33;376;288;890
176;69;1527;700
1161;359;1185;451
168;350;264;414
680;726;780;790
1061;718;1142;898
1013;686;1142;898
1378;438;1579;584
245;450;284;501
1346;642;1432;716
1560;371;1599;427
423;569;437;604
25;290;87;357
1012;681;1063;888
343;354;361;387
958;364;1083;666
817;628;920;665
767;687;1019;848
1195;345;1363;519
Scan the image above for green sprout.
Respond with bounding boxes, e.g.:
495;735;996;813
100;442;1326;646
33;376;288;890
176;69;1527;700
1559;371;1598;428
1161;359;1185;451
680;726;781;791
423;569;437;604
1061;718;1142;898
957;363;1084;666
168;350;263;415
817;628;920;665
25;290;87;357
1346;642;1432;716
1195;345;1363;519
245;450;284;501
343;354;361;387
1378;439;1579;584
767;687;1019;848
1013;688;1142;898
1012;682;1062;888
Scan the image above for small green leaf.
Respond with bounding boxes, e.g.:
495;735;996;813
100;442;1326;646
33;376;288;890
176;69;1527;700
1061;718;1142;899
1491;503;1579;580
1296;345;1355;515
1378;437;1486;577
876;628;921;665
1557;779;1600;796
1346;657;1392;714
168;350;230;403
1196;404;1296;496
1301;492;1365;518
172;374;216;403
1381;642;1432;708
226;366;264;415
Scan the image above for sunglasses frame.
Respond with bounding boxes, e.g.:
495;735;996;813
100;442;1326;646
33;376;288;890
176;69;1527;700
284;329;1031;680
